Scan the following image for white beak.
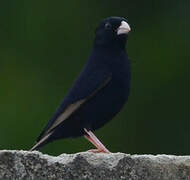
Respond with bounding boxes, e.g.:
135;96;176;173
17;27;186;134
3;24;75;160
117;21;131;35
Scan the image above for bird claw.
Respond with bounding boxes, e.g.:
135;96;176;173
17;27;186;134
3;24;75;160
87;149;110;153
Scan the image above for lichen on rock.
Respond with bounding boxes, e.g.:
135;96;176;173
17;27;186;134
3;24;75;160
0;150;190;180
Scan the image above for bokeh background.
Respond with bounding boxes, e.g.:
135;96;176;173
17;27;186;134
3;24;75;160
0;0;190;156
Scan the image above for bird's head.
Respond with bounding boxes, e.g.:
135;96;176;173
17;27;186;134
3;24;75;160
94;17;131;49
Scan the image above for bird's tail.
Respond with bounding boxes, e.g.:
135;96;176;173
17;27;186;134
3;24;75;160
30;132;52;151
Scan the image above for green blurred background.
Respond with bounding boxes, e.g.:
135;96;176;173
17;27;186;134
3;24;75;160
0;0;190;156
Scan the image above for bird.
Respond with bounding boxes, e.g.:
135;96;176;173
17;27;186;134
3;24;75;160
30;16;131;153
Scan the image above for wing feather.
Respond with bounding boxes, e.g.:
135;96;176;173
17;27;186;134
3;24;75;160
36;60;111;142
45;76;111;135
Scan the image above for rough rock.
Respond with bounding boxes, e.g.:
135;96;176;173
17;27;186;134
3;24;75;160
0;150;190;180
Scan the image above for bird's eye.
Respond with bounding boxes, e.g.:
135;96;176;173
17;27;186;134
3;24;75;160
105;23;112;30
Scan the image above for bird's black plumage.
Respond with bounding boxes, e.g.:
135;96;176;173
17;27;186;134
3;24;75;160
31;16;131;151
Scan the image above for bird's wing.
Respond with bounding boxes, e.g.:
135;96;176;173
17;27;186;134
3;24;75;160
36;61;112;142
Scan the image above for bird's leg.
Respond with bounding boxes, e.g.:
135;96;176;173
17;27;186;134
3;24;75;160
84;128;110;153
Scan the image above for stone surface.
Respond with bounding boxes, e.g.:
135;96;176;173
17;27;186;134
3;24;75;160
0;150;190;180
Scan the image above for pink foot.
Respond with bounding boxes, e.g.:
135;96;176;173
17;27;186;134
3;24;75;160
84;128;110;154
87;149;110;153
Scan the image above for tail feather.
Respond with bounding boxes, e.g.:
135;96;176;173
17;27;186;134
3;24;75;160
30;132;52;151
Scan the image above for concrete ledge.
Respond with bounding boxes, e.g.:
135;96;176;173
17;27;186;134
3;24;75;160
0;150;190;180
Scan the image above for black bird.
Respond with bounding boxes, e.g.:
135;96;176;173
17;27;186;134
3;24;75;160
30;17;131;153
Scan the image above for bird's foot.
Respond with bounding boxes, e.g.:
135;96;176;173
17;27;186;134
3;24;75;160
84;128;110;153
87;148;110;153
